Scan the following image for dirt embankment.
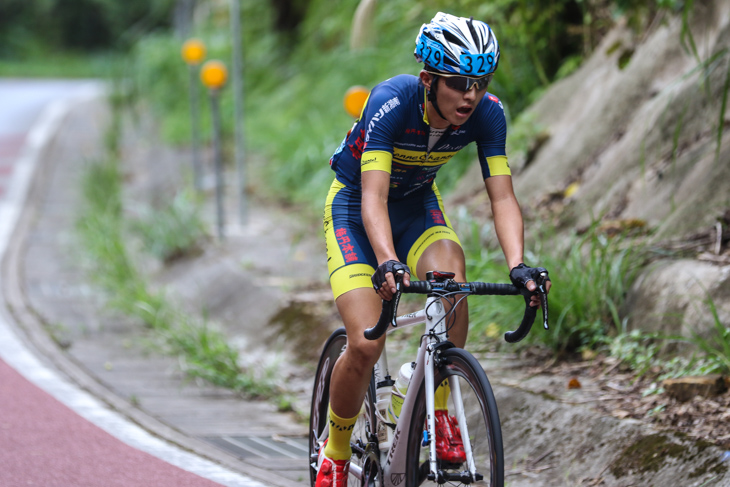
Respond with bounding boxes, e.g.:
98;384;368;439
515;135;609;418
452;0;730;340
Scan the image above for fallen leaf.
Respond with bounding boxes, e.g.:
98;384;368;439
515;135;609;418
568;377;582;389
612;410;631;419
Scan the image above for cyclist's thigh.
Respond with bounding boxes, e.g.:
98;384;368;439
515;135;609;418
390;183;464;280
323;179;378;301
324;179;385;354
416;239;467;281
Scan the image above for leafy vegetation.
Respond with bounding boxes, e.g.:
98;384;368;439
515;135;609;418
464;220;647;353
129;189;209;264
15;0;724;388
0;0;178;56
76;147;279;400
126;0;684;209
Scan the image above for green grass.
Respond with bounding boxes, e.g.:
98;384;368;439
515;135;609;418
129;189;209;264
689;294;730;375
464;220;647;353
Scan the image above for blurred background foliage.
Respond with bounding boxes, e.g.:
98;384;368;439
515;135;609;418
128;0;684;207
0;0;685;205
7;0;722;364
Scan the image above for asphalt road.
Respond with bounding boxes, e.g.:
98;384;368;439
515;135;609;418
0;79;265;487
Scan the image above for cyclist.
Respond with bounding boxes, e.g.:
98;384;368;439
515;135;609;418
318;12;550;486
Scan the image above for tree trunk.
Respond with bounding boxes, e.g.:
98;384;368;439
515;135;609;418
350;0;377;51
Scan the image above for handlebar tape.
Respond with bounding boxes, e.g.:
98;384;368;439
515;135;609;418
504;290;538;343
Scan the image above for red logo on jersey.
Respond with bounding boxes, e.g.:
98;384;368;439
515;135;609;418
405;128;426;136
348;129;366;159
488;95;499;103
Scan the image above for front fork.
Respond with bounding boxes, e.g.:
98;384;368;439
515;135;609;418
426;343;477;482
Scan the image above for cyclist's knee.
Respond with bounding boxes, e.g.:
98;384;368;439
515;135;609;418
345;334;384;369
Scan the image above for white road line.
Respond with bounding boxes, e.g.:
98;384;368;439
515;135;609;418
0;81;264;487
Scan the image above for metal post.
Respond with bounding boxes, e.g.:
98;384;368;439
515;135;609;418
229;0;247;225
189;65;203;191
209;90;225;240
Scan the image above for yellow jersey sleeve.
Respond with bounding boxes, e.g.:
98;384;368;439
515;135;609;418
361;150;393;174
485;155;511;177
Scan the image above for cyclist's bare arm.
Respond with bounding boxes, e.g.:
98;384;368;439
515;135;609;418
485;175;551;305
362;168;411;299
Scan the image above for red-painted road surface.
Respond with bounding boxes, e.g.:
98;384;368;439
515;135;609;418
0;80;254;487
0;358;222;487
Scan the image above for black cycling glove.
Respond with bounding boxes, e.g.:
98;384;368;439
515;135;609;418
371;260;411;291
509;263;550;289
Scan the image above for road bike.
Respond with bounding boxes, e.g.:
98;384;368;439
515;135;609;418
309;269;549;486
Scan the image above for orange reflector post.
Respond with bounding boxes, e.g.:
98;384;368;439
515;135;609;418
200;60;228;90
181;39;206;65
343;85;369;118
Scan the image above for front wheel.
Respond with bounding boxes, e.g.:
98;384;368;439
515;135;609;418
406;348;504;486
308;327;382;487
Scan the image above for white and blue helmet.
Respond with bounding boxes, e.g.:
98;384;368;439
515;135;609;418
414;12;500;77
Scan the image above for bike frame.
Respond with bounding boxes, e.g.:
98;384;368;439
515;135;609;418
359;293;476;486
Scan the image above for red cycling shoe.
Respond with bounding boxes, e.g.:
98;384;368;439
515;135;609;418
435;410;466;464
315;440;350;487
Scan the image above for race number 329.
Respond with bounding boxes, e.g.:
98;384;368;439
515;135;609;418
417;37;445;70
460;53;495;75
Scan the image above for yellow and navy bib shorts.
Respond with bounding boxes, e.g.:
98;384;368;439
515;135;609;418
323;179;461;301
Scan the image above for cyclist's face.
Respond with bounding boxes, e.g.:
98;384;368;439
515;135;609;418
422;71;487;127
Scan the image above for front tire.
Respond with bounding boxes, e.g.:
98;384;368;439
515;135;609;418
405;348;504;486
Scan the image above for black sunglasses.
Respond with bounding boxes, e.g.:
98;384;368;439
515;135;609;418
440;74;493;92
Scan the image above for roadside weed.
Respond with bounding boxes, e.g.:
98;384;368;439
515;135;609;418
607;293;730;379
688;294;730;375
464;220;646;353
77;141;276;399
130;189;208;264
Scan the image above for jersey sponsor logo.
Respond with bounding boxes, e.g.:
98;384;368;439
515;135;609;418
365;96;401;143
488;94;504;110
395;142;423;149
335;227;359;263
439;144;464;151
429;209;446;225
392;150;455;166
348;129;366;159
349;272;371;279
361;153;381;168
405;128;426;136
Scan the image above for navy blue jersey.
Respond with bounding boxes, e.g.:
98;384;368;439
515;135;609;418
329;74;510;199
